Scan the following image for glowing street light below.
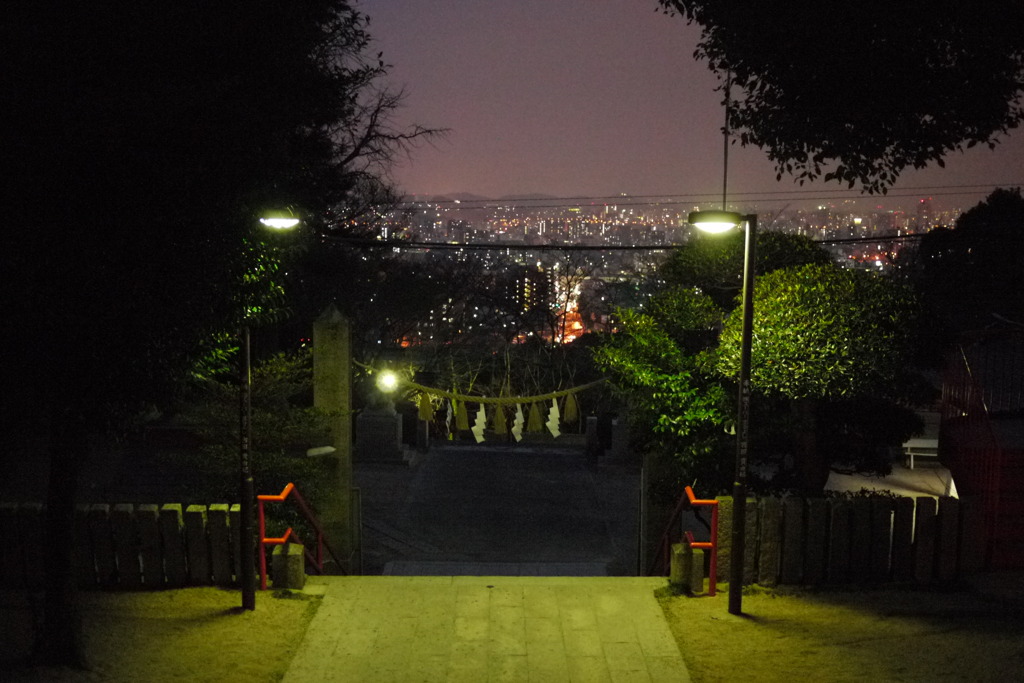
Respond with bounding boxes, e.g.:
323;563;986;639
688;210;743;234
259;216;301;230
687;208;757;617
238;208;301;612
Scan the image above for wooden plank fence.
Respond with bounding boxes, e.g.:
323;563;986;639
701;494;988;586
0;502;245;589
4;494;989;589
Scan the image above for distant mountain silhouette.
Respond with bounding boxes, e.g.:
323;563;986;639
401;192;558;204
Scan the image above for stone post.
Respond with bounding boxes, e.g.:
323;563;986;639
272;543;306;590
314;304;353;570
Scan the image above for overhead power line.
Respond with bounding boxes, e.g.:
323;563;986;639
399;182;1022;210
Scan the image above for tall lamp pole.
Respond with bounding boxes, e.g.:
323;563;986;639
239;211;300;611
688;210;757;616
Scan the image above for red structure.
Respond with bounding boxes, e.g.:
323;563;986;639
257;483;344;590
683;486;719;596
942;329;1024;569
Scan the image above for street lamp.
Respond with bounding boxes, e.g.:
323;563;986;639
688;209;757;616
239;210;299;610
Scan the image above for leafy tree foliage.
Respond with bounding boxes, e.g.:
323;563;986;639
657;2;1024;192
716;263;924;487
717;264;918;400
593;292;729;486
598;234;926;492
598;233;835;490
170;351;332;537
916;187;1024;333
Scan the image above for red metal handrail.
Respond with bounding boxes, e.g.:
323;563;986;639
257;483;344;590
650;485;719;596
651;487;693;576
683;486;719;596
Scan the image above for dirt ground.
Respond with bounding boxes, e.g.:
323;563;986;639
1;587;319;682
660;576;1024;682
3;577;1024;682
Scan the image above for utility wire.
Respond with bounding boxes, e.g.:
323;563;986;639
399;183;1022;209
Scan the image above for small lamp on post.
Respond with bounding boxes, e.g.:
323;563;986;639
688;209;757;616
239;209;300;611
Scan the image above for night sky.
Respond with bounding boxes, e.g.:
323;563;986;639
362;0;1024;210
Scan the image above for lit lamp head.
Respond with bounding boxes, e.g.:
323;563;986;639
688;210;743;234
259;208;301;230
377;370;399;393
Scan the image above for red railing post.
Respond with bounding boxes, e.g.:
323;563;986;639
256;482;344;590
684;486;719;596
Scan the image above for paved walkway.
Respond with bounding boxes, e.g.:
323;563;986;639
284;575;690;683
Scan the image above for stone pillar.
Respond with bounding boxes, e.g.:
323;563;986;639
272;543;306;590
606;415;631;464
585;416;601;465
355;401;403;462
669;543;705;595
313;304;353;570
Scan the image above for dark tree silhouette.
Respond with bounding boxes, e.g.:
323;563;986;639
658;2;1024;192
3;1;435;668
917;187;1024;333
660;230;833;310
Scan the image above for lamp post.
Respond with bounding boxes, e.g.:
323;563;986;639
688;209;757;616
239;210;300;611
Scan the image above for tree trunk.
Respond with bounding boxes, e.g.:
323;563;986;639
793;398;828;493
31;415;87;669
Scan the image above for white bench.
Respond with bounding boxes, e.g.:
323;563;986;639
902;438;939;469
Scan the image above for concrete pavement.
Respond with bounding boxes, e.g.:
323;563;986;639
355;445;640;576
283;575;689;683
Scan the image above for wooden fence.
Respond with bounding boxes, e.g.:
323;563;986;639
701;494;988;586
4;494;988;590
0;503;244;589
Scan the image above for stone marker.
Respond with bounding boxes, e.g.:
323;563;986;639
272;543;306;590
314;304;354;569
355;402;403;462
